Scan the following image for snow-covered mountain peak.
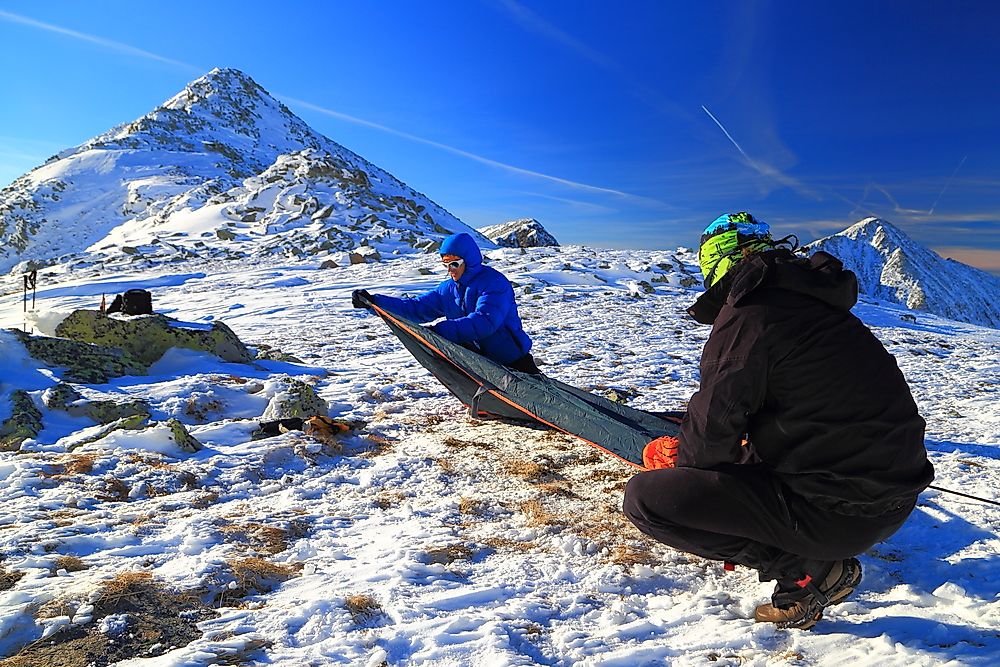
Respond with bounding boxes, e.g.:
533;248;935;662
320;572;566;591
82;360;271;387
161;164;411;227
805;218;1000;328
479;218;559;247
0;68;483;275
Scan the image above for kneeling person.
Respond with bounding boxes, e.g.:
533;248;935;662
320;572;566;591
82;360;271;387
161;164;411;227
353;232;540;373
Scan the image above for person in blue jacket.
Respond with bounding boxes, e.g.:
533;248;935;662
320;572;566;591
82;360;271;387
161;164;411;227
352;232;540;374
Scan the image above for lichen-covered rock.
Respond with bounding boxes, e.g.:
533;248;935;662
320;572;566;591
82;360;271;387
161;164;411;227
11;329;146;383
0;390;43;451
43;382;151;424
254;344;304;364
54;310;253;366
261;378;328;421
166;418;203;453
67;412;150;451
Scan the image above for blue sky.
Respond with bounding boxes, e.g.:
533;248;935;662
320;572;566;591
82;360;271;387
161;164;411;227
2;1;999;272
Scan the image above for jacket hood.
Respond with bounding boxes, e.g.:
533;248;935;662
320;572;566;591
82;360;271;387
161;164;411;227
688;249;858;324
440;233;483;268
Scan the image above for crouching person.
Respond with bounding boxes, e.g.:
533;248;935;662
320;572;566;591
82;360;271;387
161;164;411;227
624;212;933;630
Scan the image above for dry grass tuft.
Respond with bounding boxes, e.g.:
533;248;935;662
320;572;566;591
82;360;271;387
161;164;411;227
191;491;220;509
535;481;579;498
96;476;130;502
458;497;484;516
482;536;533;553
424;544;474;565
519;500;565;527
64;453;98;475
54;555;88;573
504;459;549;481
434;457;455;473
218;558;302;606
0;567;25;591
124;452;174;470
219;521;307;556
96;570;154;607
442;436;490;449
345;593;383;625
374;491;407;510
361;433;395;457
587;468;628;483
609;545;655;567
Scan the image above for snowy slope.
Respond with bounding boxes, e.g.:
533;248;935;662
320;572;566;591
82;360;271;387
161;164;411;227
479;218;560;247
0;245;998;666
0;68;488;276
804;217;1000;329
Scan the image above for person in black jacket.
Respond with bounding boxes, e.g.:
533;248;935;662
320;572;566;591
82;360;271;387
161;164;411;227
623;212;933;630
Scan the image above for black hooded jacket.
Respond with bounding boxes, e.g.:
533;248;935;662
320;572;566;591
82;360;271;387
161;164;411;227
678;249;934;516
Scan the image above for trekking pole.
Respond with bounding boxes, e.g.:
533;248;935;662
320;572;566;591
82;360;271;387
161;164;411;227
30;270;37;309
928;484;1000;507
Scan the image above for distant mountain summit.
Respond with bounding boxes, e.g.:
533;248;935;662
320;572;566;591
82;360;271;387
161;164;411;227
804;217;1000;328
479;218;559;248
0;68;487;274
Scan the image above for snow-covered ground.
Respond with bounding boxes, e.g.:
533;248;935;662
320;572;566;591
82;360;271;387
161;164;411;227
0;245;998;666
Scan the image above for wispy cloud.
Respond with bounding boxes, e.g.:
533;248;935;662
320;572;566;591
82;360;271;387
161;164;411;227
511;190;618;214
492;0;689;119
0;9;201;72
929;155;968;215
701;105;821;200
280;95;661;203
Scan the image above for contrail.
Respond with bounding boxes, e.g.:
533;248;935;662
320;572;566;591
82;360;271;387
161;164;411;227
929;155;968;215
701;105;821;199
0;9;201;72
282;95;658;202
701;105;753;163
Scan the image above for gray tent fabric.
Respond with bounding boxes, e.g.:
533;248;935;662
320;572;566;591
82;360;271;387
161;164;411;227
372;303;680;468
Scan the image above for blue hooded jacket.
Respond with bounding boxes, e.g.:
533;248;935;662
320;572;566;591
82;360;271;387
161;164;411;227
372;233;532;365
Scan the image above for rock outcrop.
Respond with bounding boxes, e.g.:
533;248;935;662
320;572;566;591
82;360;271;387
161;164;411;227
479;219;559;248
54;311;253;366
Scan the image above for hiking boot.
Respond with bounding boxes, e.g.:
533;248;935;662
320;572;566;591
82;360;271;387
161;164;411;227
754;558;862;630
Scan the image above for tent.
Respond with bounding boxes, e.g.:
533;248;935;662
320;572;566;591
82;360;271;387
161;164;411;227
371;303;681;469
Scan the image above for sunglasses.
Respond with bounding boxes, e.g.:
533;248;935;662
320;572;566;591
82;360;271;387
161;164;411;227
442;258;465;269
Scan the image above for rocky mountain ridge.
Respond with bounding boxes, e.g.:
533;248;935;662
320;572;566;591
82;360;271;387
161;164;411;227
479;218;559;248
804;217;1000;328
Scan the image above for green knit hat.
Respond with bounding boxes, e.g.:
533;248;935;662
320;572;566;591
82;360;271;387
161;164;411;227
698;212;773;287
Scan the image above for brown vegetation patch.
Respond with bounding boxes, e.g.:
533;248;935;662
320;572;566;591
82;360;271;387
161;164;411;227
434;457;455;473
442;436;490;450
361;433;395;457
0;568;24;591
2;572;214;667
609;545;655;567
587;468;628;483
219;520;309;556
481;536;534;553
345;593;383;625
124;452;173;470
519;500;565;527
458;497;484;516
424;544;474;565
504;459;550;481
535;481;579;498
54;556;88;573
95;477;130;502
191;491;220;508
216;558;302;606
374;491;407;510
63;453;98;476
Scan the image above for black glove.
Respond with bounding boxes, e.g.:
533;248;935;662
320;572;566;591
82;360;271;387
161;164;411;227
352;289;374;309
